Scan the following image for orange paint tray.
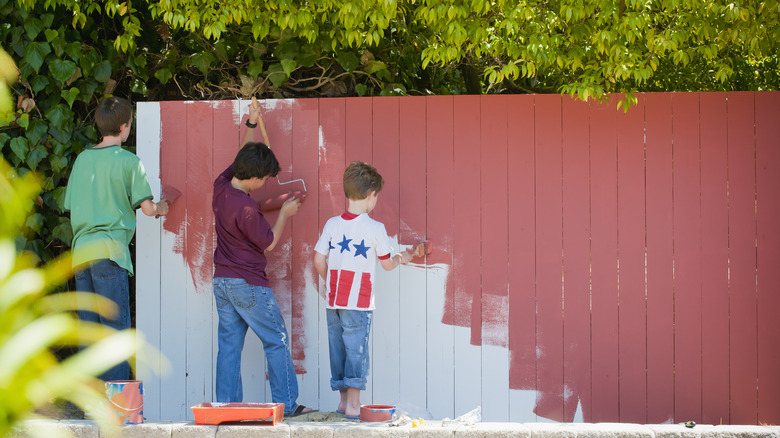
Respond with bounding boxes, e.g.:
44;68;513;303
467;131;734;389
191;402;284;425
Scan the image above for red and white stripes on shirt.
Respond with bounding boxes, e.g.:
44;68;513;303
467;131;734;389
314;212;394;310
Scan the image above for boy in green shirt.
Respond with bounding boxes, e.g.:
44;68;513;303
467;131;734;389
65;96;168;381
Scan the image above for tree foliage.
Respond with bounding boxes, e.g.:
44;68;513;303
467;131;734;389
1;0;778;259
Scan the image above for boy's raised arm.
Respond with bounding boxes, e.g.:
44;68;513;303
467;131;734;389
240;97;266;148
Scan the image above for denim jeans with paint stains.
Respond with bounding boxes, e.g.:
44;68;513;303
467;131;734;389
75;258;131;382
326;308;373;391
212;277;300;414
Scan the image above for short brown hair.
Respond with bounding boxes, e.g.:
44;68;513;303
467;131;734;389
95;96;132;137
343;161;384;200
233;142;280;180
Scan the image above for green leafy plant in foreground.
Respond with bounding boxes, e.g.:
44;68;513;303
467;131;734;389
0;156;154;437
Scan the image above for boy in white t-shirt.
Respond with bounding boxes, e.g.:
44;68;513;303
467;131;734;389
313;161;420;420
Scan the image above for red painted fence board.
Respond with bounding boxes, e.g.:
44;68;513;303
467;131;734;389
425;95;455;419
506;95;537;417
727;92;758;425
672;93;703;423
290;99;319;374
142;92;780;424
561;96;591;422
589;98;619;422
371;96;401;403
452;95;483;416
756;92;780;425
699;93;730;425
644;93;675;423
616;94;647;423
397;96;427;410
534;94;565;421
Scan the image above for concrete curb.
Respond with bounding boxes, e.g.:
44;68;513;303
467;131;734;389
11;420;780;438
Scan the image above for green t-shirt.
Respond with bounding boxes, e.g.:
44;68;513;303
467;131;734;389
64;145;153;276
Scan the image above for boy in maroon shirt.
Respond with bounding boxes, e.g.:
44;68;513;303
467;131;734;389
211;102;312;417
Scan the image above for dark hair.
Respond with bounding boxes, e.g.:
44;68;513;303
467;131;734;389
343;161;383;200
233;142;280;180
95;96;132;137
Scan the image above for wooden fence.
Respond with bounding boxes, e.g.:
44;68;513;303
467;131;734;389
136;92;780;424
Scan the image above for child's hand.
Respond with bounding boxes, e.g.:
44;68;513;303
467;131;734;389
280;196;302;217
154;199;169;218
248;96;262;124
398;250;412;265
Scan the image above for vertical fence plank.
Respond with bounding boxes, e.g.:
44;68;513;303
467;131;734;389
480;95;510;421
589;98;619;422
507;95;538;422
225;100;268;403
672;93;703;422
343;97;374;399
184;101;215;417
699;93;730;425
756;91;780;424
371;96;401;406
260;99;296;399
453;95;482;417
534;94;565;421
317;97;347;411
561;96;591;422
211;100;246;403
263;98;295;349
157;101;189;420
727;92;758;425
616;94;648;423
135;102;162;419
644;93;675;423
728;92;758;424
398;96;428;412
426;95;455;419
290;98;321;409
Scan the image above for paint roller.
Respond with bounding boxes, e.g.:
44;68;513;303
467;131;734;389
247;96;308;211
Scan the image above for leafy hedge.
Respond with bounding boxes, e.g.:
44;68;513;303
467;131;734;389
1;0;450;264
1;0;125;262
2;0;777;264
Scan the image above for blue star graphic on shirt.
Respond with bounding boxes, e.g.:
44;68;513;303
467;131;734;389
337;235;352;253
353;239;369;259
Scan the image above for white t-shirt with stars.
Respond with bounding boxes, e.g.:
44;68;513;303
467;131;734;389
314;211;394;310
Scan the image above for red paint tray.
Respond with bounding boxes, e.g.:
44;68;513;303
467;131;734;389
191;402;284;425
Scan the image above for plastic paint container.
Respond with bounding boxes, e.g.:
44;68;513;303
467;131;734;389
360;404;396;422
105;380;144;424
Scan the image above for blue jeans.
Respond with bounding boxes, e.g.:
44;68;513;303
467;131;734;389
75;259;131;382
326;309;372;391
213;278;300;414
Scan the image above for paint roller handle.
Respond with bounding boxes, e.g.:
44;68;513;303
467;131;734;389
279;196;302;217
249;97;271;147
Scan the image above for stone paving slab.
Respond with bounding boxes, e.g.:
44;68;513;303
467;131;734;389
12;419;780;438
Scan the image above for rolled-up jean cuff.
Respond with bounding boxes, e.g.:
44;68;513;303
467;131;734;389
344;377;367;391
330;379;345;392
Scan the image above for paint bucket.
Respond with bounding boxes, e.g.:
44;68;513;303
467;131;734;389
360;404;396;422
105;380;144;424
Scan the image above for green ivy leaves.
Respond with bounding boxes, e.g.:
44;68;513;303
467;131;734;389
22;42;50;73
